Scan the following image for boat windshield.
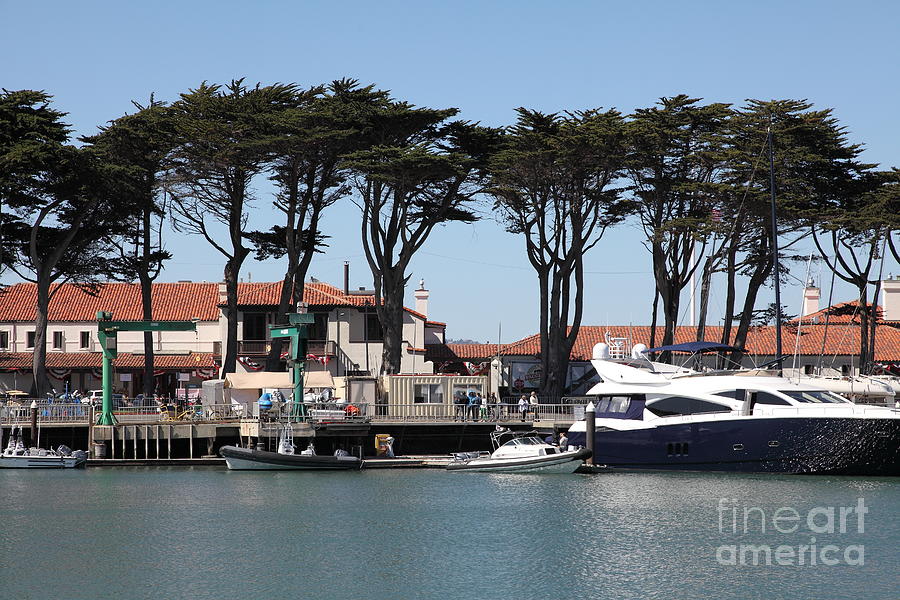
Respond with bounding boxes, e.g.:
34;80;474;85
509;436;544;446
780;390;849;404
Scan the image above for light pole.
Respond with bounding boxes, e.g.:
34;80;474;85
336;311;345;376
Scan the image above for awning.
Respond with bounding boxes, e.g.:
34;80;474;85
224;372;292;389
643;341;741;354
304;371;334;389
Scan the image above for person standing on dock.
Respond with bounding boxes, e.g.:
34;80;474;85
529;391;539;421
467;391;480;422
518;395;528;421
454;391;467;421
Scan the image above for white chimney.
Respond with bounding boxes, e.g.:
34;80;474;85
414;279;429;317
802;280;820;317
882;275;900;321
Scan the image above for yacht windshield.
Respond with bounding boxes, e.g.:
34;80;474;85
780;390;849;404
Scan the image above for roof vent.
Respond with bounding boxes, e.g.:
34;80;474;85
177;280;192;283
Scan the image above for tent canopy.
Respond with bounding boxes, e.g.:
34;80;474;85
304;371;334;389
224;372;292;389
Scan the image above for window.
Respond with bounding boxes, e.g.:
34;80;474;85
713;390;742;400
594;396;632;413
0;331;8;350
26;331;36;349
311;312;329;340
781;390;848;404
414;383;444;404
647;396;730;417
242;313;267;341
803;364;814;375
365;312;383;341
754;391;791;406
80;331;91;349
52;331;64;350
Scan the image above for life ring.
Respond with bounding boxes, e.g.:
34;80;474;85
345;404;360;416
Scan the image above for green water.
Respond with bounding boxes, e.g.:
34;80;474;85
0;468;897;599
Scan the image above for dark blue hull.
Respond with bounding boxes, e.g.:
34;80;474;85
567;417;900;475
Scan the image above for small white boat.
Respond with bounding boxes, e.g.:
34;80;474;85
446;428;591;473
220;423;361;471
0;427;87;469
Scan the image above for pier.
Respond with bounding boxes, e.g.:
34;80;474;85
0;401;580;460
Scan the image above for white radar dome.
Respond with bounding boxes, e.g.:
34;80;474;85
593;343;610;360
631;343;648;358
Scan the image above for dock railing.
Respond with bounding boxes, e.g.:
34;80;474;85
0;399;586;426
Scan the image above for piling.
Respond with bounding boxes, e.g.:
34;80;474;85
585;401;595;465
30;400;38;447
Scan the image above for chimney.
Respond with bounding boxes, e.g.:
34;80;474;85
802;280;820;317
882;275;900;321
343;261;350;295
414;279;429;318
218;282;227;304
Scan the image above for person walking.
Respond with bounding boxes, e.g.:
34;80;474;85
518;395;528;421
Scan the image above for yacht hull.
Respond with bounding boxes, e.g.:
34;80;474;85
568;417;900;475
220;445;361;470
446;448;592;473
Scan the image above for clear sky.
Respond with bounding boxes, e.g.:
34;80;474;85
2;0;898;343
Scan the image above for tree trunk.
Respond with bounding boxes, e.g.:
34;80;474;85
139;271;155;397
719;243;738;367
222;254;246;375
649;290;659;352
868;277;883;375
31;277;52;397
696;254;714;342
265;272;294;371
857;286;869;375
729;257;772;366
378;271;405;375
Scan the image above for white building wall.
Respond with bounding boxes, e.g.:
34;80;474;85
0;320;219;354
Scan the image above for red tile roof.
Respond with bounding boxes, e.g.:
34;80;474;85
0;282;221;322
0;281;430;321
428;323;900;363
794;301;883;325
0;352;217;370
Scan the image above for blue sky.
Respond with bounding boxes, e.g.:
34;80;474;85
2;1;898;342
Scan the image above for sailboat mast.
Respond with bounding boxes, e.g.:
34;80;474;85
768;123;783;369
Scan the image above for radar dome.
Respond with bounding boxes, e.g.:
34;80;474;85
593;343;610;360
631;343;648;358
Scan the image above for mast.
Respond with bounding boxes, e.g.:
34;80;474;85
768;122;783;370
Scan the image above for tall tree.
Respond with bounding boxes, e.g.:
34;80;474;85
811;171;899;374
249;80;384;371
82;97;175;396
723;99;873;366
168;80;296;375
0;90;123;395
625;95;732;361
490;108;629;397
347;98;501;374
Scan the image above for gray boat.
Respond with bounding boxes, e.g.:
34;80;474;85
220;424;361;470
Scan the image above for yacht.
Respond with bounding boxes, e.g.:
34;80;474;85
446;428;591;473
565;341;900;475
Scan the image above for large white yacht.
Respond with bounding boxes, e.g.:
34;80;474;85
566;341;900;475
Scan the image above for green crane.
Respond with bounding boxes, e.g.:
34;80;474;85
268;312;315;420
95;311;197;425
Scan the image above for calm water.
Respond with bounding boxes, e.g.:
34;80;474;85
0;467;897;600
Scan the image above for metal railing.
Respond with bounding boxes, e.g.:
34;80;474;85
0;400;585;426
